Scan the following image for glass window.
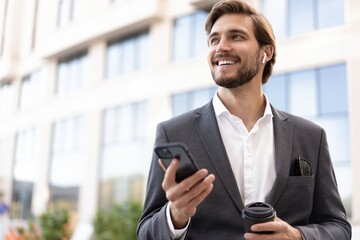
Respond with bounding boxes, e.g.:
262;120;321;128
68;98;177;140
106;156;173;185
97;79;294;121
12;181;34;219
191;88;214;110
106;31;149;79
172;92;189;117
0;82;14;116
100;102;147;210
172;10;208;62
314;117;349;163
20;68;47;109
56;52;88;94
194;11;209;57
318;64;347;115
122;39;136;74
12;127;41;219
57;0;67;26
172;87;217;116
117;104;134;142
318;0;344;29
288;69;317;117
50;116;84;211
262;0;287;39
14;128;41;183
102;108;117;144
263;0;344;38
173;15;192;61
57;63;66;94
288;0;315;36
106;43;122;79
137;33;149;70
313;116;351;203
69;0;77;21
263;74;287;111
333;165;352;203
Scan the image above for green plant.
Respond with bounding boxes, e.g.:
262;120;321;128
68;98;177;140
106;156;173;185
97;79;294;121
15;219;41;240
93;202;142;240
39;208;71;240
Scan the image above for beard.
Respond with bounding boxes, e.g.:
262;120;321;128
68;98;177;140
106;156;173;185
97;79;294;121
211;49;261;88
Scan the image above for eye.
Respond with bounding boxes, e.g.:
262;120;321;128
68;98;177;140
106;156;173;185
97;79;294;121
232;34;244;40
209;37;219;46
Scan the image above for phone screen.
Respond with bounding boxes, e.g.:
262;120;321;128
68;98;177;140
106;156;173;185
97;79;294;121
155;142;199;182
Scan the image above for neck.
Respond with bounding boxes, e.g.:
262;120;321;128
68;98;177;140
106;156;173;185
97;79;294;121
217;82;266;131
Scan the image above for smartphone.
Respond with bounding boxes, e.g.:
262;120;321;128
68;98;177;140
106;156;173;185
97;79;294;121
154;142;200;182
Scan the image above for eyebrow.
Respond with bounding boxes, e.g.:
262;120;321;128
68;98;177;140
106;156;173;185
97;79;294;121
208;28;250;40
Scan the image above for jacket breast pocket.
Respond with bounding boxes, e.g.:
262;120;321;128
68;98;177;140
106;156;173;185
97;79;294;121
287;175;314;184
286;175;315;195
276;176;315;222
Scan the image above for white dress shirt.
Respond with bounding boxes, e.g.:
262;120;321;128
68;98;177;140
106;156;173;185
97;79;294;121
167;92;276;239
213;92;276;205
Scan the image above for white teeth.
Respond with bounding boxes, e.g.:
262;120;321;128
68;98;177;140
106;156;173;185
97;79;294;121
218;60;237;66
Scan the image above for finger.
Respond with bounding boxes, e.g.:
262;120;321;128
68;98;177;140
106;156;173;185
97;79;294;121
170;176;215;218
175;174;215;209
244;232;274;240
251;221;280;233
187;174;215;196
168;173;214;207
165;169;209;203
178;168;209;191
158;159;167;172
173;183;214;218
162;159;179;190
188;174;215;205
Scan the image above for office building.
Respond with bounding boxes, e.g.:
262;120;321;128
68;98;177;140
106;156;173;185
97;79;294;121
0;0;359;235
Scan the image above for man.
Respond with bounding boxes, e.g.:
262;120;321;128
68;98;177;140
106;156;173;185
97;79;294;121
137;0;352;239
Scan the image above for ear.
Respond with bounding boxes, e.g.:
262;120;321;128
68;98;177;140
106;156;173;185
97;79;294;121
262;45;274;63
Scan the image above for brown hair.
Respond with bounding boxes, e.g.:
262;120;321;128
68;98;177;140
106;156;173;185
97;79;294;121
205;0;276;84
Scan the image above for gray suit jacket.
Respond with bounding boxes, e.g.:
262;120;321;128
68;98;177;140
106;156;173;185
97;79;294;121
137;101;351;240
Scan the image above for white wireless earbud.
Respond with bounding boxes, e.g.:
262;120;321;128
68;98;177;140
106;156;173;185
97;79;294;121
262;52;267;64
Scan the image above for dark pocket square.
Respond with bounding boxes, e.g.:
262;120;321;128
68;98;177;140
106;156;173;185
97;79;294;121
294;156;312;176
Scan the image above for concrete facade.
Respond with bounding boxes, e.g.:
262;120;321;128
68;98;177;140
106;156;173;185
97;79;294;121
0;0;359;234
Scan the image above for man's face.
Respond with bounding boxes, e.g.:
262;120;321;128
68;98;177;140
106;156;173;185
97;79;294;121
207;14;262;88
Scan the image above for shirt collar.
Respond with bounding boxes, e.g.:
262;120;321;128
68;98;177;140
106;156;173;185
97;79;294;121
212;91;274;119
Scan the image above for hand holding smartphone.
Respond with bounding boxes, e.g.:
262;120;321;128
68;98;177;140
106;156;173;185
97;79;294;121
155;142;200;182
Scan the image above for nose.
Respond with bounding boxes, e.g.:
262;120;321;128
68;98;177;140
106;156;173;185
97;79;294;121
215;38;231;53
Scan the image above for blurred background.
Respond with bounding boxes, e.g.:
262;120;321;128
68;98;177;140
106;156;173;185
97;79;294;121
0;0;359;239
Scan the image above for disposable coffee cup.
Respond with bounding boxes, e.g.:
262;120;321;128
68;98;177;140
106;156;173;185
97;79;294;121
241;202;276;234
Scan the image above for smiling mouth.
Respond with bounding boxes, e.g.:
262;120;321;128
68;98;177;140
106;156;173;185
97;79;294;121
216;60;238;66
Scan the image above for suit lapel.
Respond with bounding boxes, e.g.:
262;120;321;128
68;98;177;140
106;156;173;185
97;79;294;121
266;106;293;206
194;101;245;212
